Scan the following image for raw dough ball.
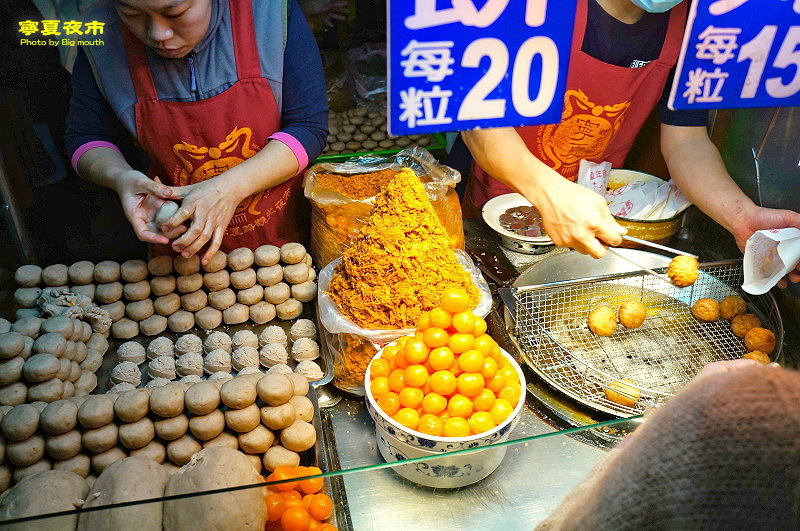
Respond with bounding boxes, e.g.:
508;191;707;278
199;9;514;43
203;431;239;450
181;290;208;312
259;326;287;347
195;307;223;330
86;333;108;354
117;341;146;365
237;366;262;377
227;248;255;271
720;295;747;321
155;200;180;227
15;308;41;319
189;410;225;441
166;434;202;466
177;273;203;294
139;314;168;336
154;293;181;316
41;316;74;338
255;245;281;267
257;265;283;287
249;302;276;324
80;352;103;373
0;357;24;386
154;414;189;441
163;447;267;530
167;311;195;333
286;373;310;397
0;383;27;406
176;353;204;377
263;445;300;472
203;270;230;292
204;350;232;375
232;330;258;350
82;424;119;454
280;420;316;452
184;382;220;416
276;299;302;321
260;403;296;430
237;285;264;305
54;453;91;478
667;255;699;287
238;425;274;454
33;332;67;357
230;268;257;290
150;275;176;297
71;284;96;300
148;356;176;380
289;395;314;422
78;456;169;531
264;283;290;305
147;337;174;360
118;417;155;450
257;374;293;406
79;321;93;342
617;300;647;329
291;338;319;362
15;264;42;287
177;333;203;354
289;319;316;342
224;403;261;433
147;256;174;277
208;371;234;386
204;331;232;354
123;280;151;302
692;298;720;322
7;434;46;466
291;281;317;303
731;313;761;338
220;378;257;409
223;304;249;325
79;395;115;429
74;371;98;392
294;360;323;382
179;375;202;385
111;361;142;387
0;470;88;528
280;243;306;265
13;288;41;308
1;404;39;440
20;336;34;360
56;357;72;380
62;381;76;399
111;319;138;339
744;327;776;354
100;301;126;322
202;251;227;273
604;379;641;407
232;346;259;371
145;378;171;389
46;430;82;460
208;288;236;310
42;264;69;286
0;333;25;359
28;378;64;402
91;447;128;473
129;440;166;464
150;383;185;418
114;389;150;423
23;353;60;382
260;344;288;368
588;306;617;337
174;255;201;276
283;263;310;285
96;282;124;304
121;260;148;283
67;261;94;285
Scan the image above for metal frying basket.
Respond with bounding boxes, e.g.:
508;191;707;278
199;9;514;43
506;260;784;417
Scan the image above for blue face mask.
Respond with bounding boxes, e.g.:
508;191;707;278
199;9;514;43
629;0;685;13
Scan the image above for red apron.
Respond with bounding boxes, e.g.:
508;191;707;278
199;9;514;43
122;0;307;250
463;0;687;218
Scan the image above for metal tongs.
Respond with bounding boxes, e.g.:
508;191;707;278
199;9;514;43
606;235;699;284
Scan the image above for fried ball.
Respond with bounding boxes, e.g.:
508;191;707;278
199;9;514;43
617;300;646;329
731;313;761;338
604;379;640;408
719;295;746;321
588;306;617;337
744;327;776;355
667;255;699;287
743;350;771;364
691;298;720;322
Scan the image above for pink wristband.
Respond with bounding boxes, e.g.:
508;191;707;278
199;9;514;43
268;132;309;175
71;141;123;173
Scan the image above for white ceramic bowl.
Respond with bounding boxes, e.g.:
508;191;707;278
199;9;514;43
481;193;554;255
364;345;526;488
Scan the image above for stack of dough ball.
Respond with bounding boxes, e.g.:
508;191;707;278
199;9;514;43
323;105;434;155
0;314;107;405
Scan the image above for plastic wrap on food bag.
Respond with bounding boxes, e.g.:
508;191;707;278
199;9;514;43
317;250;492;394
303;147;465;267
743;228;800;295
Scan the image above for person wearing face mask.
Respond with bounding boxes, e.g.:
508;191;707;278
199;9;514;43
461;0;800;283
65;0;328;265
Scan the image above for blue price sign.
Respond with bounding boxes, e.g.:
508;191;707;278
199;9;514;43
669;0;800;110
387;0;577;136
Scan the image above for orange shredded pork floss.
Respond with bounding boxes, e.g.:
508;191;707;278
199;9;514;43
327;168;479;329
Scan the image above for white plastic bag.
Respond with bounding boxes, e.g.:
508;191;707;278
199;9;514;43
742;228;800;295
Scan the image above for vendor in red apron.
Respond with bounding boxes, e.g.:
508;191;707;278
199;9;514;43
462;0;800;274
65;0;328;266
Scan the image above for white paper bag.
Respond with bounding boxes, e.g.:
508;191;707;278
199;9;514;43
577;160;611;197
608;181;659;219
742;228;800;295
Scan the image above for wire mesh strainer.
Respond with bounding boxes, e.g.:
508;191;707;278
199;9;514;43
507;260;784;417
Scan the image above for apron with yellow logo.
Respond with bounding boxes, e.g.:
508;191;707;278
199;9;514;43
463;0;687;218
122;0;307;250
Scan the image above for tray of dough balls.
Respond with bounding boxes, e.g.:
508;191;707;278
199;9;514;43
506;254;784;417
